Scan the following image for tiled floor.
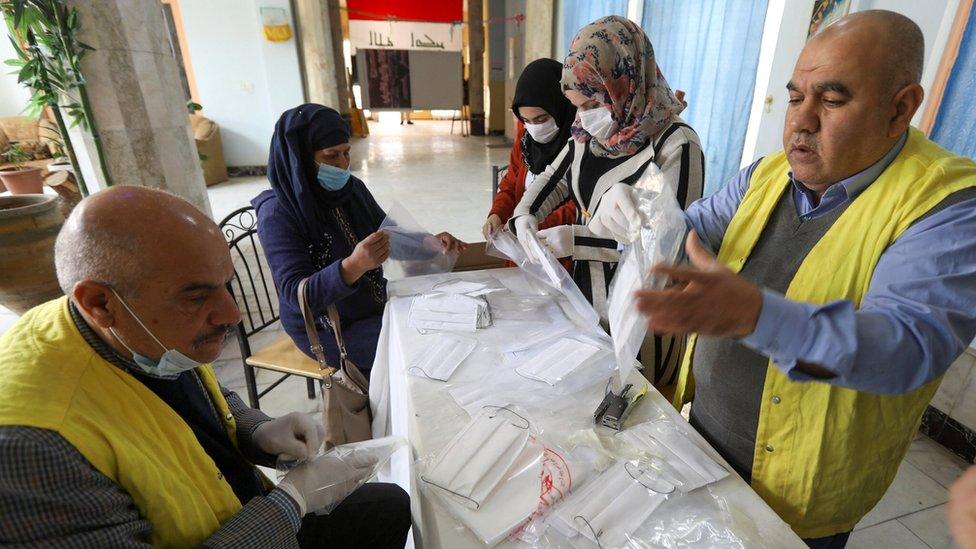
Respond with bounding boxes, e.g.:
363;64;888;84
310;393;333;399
0;120;970;547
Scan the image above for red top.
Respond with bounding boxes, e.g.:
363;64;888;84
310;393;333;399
489;121;577;229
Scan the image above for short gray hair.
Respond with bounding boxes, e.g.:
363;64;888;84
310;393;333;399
54;206;142;296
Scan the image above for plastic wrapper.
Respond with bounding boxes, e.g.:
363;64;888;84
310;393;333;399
276;436;406;515
613;418;729;493
407;333;478;381
408;292;492;333
380;202;459;280
607;168;687;383
416;406;597;546
487;228;601;328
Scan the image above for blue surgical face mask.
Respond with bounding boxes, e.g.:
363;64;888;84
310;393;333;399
317;162;351;191
109;288;203;379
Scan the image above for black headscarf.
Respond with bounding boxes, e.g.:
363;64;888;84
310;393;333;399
267;104;352;240
511;58;578;175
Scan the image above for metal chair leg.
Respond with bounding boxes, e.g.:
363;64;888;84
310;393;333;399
244;363;260;409
306;378;316;399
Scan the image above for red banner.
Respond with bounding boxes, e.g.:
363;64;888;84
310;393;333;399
346;0;463;23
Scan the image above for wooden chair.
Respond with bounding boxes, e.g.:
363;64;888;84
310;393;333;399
219;206;321;409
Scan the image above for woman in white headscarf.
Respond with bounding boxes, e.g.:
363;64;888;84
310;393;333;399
511;15;704;387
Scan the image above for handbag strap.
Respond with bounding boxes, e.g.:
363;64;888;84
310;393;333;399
297;278;338;383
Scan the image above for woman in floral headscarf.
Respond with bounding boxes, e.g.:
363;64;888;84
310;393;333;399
511;16;704;387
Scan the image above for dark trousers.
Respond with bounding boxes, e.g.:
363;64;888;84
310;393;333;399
804;532;850;548
297;483;411;549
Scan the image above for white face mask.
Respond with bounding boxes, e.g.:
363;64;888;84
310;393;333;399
514;337;601;386
408;334;478;381
421;407;530;510
578;105;617;140
616;420;729;492
109;288;204;379
524;117;560;144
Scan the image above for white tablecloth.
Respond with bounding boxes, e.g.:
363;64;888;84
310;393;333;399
369;268;804;548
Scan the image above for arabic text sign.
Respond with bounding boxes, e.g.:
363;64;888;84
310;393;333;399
349;20;462;52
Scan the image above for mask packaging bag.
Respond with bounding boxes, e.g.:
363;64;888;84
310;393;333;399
408;292;492;333
380;201;460;281
614;419;728;493
407;333;479;381
606;165;687;383
487;228;601;329
417;406;592;546
546;458;676;548
276;436;406;515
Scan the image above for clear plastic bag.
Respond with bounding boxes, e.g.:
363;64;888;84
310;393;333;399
416;406;594;546
607;168;687;383
380;202;459;280
407;332;478;381
276;436;406;515
487;228;601;328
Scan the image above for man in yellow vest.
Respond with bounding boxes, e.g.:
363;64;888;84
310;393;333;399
0;187;410;547
627;10;976;548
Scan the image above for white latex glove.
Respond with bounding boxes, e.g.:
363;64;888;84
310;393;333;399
252;412;325;462
276;452;377;515
538;225;574;258
513;214;541;262
588;183;641;244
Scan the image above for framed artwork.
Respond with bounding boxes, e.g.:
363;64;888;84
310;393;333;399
808;0;852;38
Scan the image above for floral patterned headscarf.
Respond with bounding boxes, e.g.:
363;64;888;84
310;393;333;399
562;15;684;158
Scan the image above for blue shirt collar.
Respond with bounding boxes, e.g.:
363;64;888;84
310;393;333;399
789;132;908;217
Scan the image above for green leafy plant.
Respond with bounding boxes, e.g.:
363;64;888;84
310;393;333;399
2;143;34;169
1;0;114;196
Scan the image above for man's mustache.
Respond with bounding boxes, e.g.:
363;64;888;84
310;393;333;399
193;325;235;346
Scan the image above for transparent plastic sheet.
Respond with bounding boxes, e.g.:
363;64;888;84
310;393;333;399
612;418;729;493
276;436;406;515
415;406;600;547
380;202;459;280
486;228;601;328
406;332;479;381
607;174;687;383
408;292;492;333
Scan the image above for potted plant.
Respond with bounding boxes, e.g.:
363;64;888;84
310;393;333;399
0;143;44;194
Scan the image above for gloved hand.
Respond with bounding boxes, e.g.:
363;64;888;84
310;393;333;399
276;452;378;515
538;225;574;258
513;215;541;262
252;412;325;462
588;183;641;244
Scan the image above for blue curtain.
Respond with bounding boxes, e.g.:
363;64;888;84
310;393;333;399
642;0;767;195
561;0;629;55
931;4;976;160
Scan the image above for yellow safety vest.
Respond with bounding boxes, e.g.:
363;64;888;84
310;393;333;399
673;128;976;538
0;297;244;547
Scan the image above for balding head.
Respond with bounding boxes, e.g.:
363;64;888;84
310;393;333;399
784;10;925;194
55;186;223;296
812;10;924;93
57;186;240;364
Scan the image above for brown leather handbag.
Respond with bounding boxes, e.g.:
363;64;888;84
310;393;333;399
297;278;372;448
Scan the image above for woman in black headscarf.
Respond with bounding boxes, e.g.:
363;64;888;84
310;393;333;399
482;59;578;244
252;104;464;377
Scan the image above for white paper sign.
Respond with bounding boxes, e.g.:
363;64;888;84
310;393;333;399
349;20;462;52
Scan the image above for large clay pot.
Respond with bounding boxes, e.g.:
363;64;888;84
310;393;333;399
0;166;44;194
0;194;64;315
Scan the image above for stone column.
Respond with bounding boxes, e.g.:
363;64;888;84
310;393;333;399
328;0;351;117
467;0;487;136
523;0;554;63
295;0;341;109
65;0;212;216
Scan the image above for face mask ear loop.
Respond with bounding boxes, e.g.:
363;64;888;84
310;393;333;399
624;461;676;495
418;475;482;510
408;366;438;381
109;287;167;353
573;515;604;549
482;405;530;430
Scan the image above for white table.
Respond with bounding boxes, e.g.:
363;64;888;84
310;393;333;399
369;268;804;548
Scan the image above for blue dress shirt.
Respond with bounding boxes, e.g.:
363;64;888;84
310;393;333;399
684;134;976;394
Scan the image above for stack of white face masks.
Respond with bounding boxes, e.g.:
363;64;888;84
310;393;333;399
408;293;492;333
549;459;672;547
513;337;602;386
615;419;728;493
407;333;478;382
420;408;583;546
